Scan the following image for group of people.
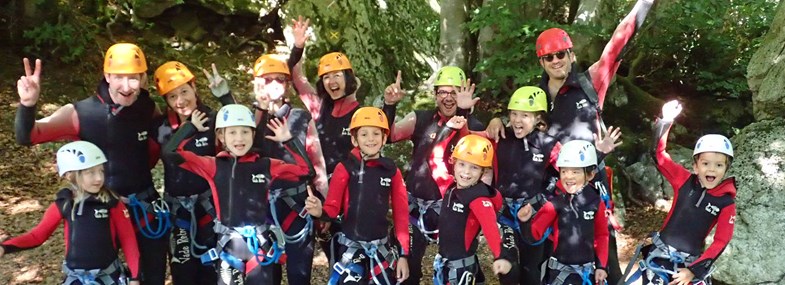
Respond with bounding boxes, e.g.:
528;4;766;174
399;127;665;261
0;0;738;284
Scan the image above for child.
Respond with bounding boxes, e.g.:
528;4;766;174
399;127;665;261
162;104;314;284
629;100;736;285
430;116;514;285
0;141;140;285
519;140;610;285
303;107;410;285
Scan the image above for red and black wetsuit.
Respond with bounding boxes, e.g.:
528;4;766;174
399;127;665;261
649;119;736;281
14;79;167;284
162;120;313;284
492;127;560;285
1;189;140;282
525;181;609;285
319;148;410;284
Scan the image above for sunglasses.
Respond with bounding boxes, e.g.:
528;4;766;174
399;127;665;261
262;76;287;84
436;90;457;97
540;51;569;62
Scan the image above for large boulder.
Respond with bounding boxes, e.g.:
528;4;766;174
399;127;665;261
748;2;785;121
712;118;785;284
624;139;693;204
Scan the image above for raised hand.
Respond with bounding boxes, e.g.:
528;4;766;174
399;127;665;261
485;118;506;142
456;79;480;110
201;63;229;98
292;16;311;48
594;126;623;154
17;58;42;107
446;115;467;130
190;110;210;132
253;78;271;111
661;100;683;121
383;70;405;105
265;117;293;142
304;186;323;218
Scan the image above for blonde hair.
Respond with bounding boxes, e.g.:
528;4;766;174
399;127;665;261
62;170;119;220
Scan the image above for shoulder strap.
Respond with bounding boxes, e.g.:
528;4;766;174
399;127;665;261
577;72;607;135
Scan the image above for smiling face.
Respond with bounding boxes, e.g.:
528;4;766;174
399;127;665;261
322;71;347;100
559;167;594;194
435;86;458;117
351;126;387;159
539;50;574;81
453;159;485;189
692;152;729;189
217;126;254;156
165;83;198;117
509;110;541;139
105;73;142;106
75;165;105;194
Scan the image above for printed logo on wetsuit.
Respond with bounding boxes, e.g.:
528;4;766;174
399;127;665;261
705;203;720;216
575;99;589;110
123;209;130;218
379;177;391;186
729;215;736;224
482;200;493;208
583;210;595;220
532;153;544;162
137;131;148;141
194;137;208;148
452;202;465;213
341;127;351;136
251;174;267;183
94;208;109;219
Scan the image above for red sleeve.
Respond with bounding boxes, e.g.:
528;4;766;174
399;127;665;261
691;203;736;267
390;169;410;255
594;200;610;268
305;120;330;196
654;123;691;201
469;198;503;258
588;0;653;108
429;129;457;197
530;202;557;240
29;104;81;144
548;141;562;170
389;111;417;143
110;203;140;279
176;150;217;180
1;203;62;253
291;62;322;121
268;142;312;183
322;163;350;219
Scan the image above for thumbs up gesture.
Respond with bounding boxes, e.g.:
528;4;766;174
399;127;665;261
304;186;323;218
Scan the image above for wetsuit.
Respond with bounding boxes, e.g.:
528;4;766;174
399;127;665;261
382;105;485;285
1;189;140;284
525;181;609;285
14;80;166;284
318;148;410;285
641;119;736;284
493;127;561;285
162;121;313;285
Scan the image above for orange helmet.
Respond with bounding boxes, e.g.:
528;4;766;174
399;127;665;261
349;107;389;135
154;61;195;96
318;52;353;77
104;43;147;74
535;28;573;57
253;54;290;77
451;134;494;168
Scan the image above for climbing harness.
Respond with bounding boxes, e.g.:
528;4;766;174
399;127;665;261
200;222;286;272
268;184;313;244
433;254;478;285
62;259;125;285
408;195;442;243
547;257;597;285
126;188;171;239
497;196;552;246
166;191;216;258
620;232;713;285
328;233;398;285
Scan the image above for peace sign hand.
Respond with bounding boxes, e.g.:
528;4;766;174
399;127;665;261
383;70;405;105
292;16;311;48
456;79;480;110
201;63;230;98
17;58;42;107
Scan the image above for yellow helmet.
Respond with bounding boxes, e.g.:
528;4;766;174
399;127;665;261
154;61;195;96
508;86;548;112
318;52;353;77
451;134;494;168
103;43;147;74
349;107;389;135
253;54;290;77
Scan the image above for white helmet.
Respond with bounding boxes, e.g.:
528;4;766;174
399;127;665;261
694;134;733;157
56;141;108;176
216;104;256;129
556;140;597;168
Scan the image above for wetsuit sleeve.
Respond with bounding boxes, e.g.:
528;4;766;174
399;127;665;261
388;111;417;143
469;198;504;259
689;203;736;280
429;126;459;197
15;103;80;145
218;91;237;106
269;139;315;183
1;203;62;254
528;201;557;242
305;119;330;196
594;200;610;269
548;141;562;170
110;203;140;280
321;163;349;220
162;121;217;179
291;61;322;121
390;169;411;256
651;119;691;201
288;46;304;71
588;0;654;108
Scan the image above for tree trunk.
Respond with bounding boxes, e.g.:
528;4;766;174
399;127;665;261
439;0;470;69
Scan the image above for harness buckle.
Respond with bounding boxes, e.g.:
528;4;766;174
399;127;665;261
201;248;219;264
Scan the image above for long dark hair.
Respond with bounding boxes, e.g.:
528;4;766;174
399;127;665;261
316;69;358;101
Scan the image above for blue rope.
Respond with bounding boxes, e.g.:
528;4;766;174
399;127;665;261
127;195;170;239
432;256;445;285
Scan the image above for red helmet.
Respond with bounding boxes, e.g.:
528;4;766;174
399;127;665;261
536;28;573;57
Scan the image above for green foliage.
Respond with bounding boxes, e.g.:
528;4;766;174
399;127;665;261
23;22;91;63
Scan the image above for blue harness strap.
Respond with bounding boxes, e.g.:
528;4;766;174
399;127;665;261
499;197;552;246
126;191;171;239
268;185;313;244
